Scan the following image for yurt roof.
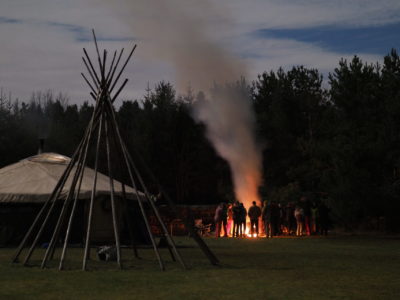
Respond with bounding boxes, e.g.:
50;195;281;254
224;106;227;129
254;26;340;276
0;152;144;203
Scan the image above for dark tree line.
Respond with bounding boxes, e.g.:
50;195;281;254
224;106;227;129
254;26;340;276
1;49;400;231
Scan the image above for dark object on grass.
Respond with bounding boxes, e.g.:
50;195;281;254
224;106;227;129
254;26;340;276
97;246;117;261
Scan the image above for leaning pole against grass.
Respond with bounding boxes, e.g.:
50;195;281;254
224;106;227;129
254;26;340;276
11;29;218;270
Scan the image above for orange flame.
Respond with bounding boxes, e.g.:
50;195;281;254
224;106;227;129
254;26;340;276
234;169;262;209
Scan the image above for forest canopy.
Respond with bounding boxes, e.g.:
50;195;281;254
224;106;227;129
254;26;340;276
1;50;400;231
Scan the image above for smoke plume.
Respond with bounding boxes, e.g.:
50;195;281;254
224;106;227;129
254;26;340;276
106;0;262;207
193;84;262;207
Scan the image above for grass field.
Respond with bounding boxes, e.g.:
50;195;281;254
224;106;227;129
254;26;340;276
0;235;399;299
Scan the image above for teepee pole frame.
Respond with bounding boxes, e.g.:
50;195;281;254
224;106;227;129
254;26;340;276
12;29;218;271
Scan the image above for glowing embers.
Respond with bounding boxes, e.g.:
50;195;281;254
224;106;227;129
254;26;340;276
245;223;257;238
245;223;258;238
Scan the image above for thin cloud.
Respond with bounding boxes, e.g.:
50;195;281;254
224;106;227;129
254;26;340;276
0;16;21;24
46;22;136;43
254;23;400;55
0;0;399;104
224;0;400;31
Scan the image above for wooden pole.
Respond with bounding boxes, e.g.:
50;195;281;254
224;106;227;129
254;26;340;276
105;50;117;84
111;79;128;103
105;49;124;91
92;29;103;80
81;73;97;95
82;105;104;271
104;100;165;271
83;48;100;85
82;57;99;90
58;173;83;270
107;115;139;259
104;115;122;269
101;49;107;83
109;45;136;95
128;140;220;265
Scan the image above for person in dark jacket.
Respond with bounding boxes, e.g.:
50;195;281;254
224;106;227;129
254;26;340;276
232;201;241;237
262;200;272;238
248;201;261;237
227;203;234;236
239;203;247;237
214;203;228;237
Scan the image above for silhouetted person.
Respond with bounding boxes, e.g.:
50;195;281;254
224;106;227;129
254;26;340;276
248;201;261;237
294;203;304;236
232;201;241;237
262;200;272;238
239;203;247;237
214;203;227;237
311;201;319;235
227;203;234;236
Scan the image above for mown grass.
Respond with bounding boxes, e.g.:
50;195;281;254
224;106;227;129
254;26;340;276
0;235;399;299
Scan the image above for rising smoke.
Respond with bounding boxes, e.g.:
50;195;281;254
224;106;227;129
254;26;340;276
105;0;262;207
192;82;262;207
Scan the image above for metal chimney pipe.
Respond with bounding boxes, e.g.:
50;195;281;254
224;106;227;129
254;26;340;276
38;138;45;154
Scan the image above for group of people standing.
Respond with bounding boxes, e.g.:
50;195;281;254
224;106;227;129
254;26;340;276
214;197;330;238
214;201;262;238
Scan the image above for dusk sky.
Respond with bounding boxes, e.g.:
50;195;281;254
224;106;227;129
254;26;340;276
0;0;399;105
